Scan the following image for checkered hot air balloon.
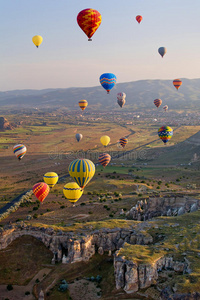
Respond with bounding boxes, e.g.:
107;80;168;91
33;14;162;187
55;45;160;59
154;99;162;108
32;182;50;203
13;144;27;160
68;159;95;188
158;126;173;144
119;137;128;148
173;79;182;90
77;8;102;41
99;73;117;94
99;153;111;167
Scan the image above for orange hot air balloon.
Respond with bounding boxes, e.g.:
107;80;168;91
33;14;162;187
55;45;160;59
33;182;50;203
79;99;88;111
136;15;142;24
173;79;182;90
77;8;102;41
154;99;162;108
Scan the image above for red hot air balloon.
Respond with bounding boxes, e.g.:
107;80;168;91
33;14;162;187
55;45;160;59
173;79;182;90
119;137;128;148
136;15;142;24
99;153;111;167
77;8;102;41
154;99;162;108
33;182;50;203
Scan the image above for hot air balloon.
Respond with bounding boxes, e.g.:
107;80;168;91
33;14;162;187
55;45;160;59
68;159;95;188
158;126;173;144
117;92;126;108
76;133;83;142
32;35;43;48
100;135;110;147
136;15;142;24
163;105;168;112
43;172;59;188
63;182;83;204
32;182;50;203
99;153;111;167
77;8;102;41
119;137;128;148
158;47;167;58
173;79;182;90
13;144;27;160
99;73;117;94
154;99;162;108
79;100;88;111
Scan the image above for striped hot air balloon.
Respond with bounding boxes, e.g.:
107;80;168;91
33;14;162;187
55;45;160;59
68;159;95;188
117;92;126;108
119;137;128;148
43;172;59;188
158;126;173;144
77;8;102;41
154;99;162;108
63;182;83;204
99;153;111;167
136;15;142;24
13;144;27;160
99;73;117;94
32;182;50;203
173;79;182;90
79;100;88;111
163;105;168;112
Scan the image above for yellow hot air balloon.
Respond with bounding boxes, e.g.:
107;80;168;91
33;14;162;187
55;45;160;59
63;182;83;204
100;135;110;147
32;35;43;48
68;159;95;188
43;172;59;188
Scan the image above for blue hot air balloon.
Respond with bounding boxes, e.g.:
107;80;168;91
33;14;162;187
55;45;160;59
99;73;117;94
158;47;167;58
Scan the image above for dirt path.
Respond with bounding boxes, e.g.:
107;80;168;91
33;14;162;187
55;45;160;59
0;268;51;300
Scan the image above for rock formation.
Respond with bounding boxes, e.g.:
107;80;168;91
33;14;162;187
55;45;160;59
0;116;13;130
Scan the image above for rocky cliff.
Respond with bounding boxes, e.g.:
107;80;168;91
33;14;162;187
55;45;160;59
0;116;13;130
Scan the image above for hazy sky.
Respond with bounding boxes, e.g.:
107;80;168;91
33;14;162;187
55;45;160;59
1;0;200;91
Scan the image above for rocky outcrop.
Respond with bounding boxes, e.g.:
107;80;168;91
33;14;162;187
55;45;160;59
0;116;13;130
0;224;153;264
126;196;200;221
114;251;189;294
160;287;200;300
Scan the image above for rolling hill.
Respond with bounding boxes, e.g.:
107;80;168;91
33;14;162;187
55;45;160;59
0;78;200;110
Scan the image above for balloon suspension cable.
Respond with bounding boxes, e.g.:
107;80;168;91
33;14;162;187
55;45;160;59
88;38;92;41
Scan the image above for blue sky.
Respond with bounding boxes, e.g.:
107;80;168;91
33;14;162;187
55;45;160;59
1;0;200;90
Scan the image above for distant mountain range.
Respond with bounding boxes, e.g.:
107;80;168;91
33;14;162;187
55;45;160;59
0;78;200;110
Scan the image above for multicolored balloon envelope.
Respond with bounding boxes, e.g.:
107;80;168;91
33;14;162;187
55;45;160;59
99;153;111;167
117;92;126;108
43;172;59;188
99;73;117;94
100;135;110;147
79;99;88;111
136;15;142;24
163;105;168;112
173;79;182;90
13;144;27;160
32;35;43;48
63;182;83;204
76;133;83;142
158;47;167;58
119;137;128;148
68;159;95;188
158;126;173;144
32;182;50;203
77;8;102;41
154;99;162;108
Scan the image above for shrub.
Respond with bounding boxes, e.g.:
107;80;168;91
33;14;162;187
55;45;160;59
33;214;38;219
7;284;13;291
109;214;113;218
25;291;30;295
80;203;86;206
33;206;38;211
60;205;65;209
